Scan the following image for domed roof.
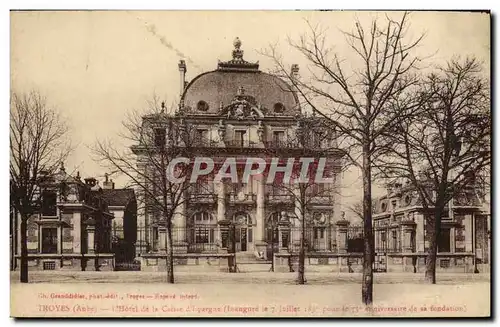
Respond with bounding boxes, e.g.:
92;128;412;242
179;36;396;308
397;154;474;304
180;38;299;116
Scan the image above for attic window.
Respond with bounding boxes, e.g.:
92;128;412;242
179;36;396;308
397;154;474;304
154;128;166;147
197;101;209;111
41;191;57;216
381;202;387;212
273;102;285;113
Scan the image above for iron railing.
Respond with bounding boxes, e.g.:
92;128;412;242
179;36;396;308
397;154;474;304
137;225;413;255
288;226;364;253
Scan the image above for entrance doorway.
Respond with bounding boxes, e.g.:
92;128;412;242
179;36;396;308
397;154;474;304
235;227;247;251
41;227;58;254
233;212;252;252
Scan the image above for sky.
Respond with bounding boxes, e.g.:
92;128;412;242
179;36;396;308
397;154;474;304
10;10;490;212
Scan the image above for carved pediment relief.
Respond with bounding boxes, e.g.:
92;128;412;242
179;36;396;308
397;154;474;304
219;86;266;120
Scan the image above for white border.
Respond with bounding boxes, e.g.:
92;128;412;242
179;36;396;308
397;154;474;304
2;1;497;326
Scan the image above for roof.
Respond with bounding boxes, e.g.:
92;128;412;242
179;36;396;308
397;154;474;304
180;38;299;117
101;189;136;207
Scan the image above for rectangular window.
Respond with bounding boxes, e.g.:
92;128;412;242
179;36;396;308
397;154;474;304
195;228;209;243
196;129;209;145
41;228;58;254
272;131;285;146
313;227;325;239
438;228;451;253
154;128;166;147
195;227;215;244
234;130;246;147
43;261;56;270
440;259;451;268
248;228;253;243
41;191;57;216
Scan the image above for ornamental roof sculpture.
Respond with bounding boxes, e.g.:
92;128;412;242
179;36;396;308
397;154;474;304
218;86;265;120
217;37;260;72
179;37;299;116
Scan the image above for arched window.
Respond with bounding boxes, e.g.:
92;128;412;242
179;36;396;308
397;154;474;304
197;100;209;111
273;102;285;113
194;211;214;224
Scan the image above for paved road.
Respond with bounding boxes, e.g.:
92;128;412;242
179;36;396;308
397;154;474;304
10;270;490;284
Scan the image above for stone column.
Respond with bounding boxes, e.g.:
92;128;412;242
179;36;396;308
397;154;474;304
415;213;424;252
216;181;226;247
401;223;416;253
57;226;62;254
464;214;473;252
336;219;349;253
72;212;82;254
87;227;95;254
254;176;266;252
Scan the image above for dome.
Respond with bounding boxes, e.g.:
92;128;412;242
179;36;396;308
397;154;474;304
180;38;299;116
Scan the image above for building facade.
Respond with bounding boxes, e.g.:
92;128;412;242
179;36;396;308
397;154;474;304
11;164;116;271
372;181;490;273
101;175;138;264
135;38;346;269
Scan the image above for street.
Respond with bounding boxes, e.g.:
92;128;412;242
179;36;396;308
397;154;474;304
10;272;491;317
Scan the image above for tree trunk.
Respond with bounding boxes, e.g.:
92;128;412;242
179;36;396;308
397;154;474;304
297;199;306;284
297;232;306;284
425;208;442;284
166;225;174;284
11;208;18;271
20;216;28;283
361;143;374;305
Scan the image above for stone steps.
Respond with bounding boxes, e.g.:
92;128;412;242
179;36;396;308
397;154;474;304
235;251;269;264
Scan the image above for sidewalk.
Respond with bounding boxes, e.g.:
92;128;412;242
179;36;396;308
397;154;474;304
10;270;490;284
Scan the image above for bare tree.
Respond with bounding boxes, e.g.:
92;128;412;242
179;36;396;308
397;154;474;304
262;12;425;304
93;98;214;283
266;115;343;284
377;57;491;283
10;90;71;283
348;199;374;224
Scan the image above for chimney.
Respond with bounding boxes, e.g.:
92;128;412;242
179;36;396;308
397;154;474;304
103;173;115;190
178;60;187;97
